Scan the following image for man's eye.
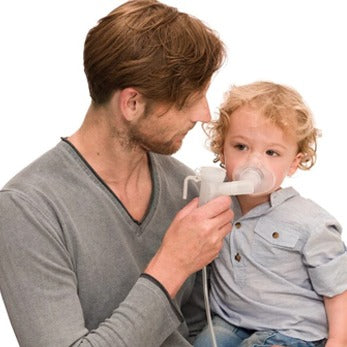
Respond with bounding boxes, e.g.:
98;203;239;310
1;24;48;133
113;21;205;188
235;144;248;151
266;149;279;157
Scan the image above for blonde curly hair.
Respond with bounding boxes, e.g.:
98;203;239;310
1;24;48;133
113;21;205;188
206;81;320;170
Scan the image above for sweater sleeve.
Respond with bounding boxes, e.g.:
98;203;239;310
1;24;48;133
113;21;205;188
0;191;183;347
181;269;207;343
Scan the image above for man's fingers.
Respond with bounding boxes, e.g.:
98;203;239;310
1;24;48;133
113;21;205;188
175;197;199;221
198;195;232;218
220;220;233;237
214;208;234;229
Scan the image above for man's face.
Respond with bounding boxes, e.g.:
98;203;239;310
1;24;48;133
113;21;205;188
128;91;211;155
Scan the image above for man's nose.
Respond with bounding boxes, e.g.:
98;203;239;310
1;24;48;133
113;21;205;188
190;97;211;123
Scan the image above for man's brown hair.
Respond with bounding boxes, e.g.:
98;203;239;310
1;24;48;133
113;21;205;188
84;0;225;107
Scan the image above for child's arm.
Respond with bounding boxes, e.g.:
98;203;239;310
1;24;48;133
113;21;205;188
324;290;347;347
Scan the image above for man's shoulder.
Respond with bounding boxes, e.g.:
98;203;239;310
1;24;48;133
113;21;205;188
0;141;84;211
2;141;70;191
151;153;199;199
151;153;195;176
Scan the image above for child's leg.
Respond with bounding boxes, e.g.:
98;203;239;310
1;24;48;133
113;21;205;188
239;330;326;347
194;315;254;347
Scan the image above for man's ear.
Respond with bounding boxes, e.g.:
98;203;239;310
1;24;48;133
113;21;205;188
288;152;303;176
116;87;146;121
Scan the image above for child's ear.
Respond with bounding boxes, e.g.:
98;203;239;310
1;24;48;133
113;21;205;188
288;153;303;176
220;152;225;167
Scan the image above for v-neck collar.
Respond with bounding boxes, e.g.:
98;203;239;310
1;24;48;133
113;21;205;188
60;138;158;227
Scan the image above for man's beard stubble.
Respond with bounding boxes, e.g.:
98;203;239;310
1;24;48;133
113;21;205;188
128;126;183;155
111;124;183;155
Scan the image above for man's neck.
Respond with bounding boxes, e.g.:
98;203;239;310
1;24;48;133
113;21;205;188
70;105;149;181
68;104;152;221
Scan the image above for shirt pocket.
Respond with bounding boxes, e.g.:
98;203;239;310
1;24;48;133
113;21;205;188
251;218;302;273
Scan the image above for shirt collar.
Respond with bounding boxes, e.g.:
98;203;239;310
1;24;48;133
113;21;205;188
232;186;299;220
269;186;299;207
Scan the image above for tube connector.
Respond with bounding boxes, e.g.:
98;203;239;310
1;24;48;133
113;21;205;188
183;174;201;200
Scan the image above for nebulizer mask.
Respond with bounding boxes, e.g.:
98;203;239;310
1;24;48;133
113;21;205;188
182;154;276;347
231;152;276;196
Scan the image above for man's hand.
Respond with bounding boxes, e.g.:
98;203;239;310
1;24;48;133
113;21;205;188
145;195;233;297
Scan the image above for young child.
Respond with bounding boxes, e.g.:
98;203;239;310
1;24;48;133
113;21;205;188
194;81;347;347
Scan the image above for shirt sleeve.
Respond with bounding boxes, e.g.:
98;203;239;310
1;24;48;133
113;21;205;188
181;269;207;343
0;191;183;347
302;217;347;297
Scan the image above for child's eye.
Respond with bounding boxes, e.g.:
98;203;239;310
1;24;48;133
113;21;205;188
234;144;248;151
266;149;279;157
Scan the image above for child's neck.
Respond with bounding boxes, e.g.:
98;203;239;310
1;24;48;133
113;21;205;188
237;194;271;216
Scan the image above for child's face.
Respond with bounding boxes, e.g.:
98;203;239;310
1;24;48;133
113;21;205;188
222;105;302;195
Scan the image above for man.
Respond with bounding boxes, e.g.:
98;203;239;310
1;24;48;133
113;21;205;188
0;1;233;346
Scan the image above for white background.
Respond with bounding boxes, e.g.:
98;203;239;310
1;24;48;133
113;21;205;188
1;1;346;345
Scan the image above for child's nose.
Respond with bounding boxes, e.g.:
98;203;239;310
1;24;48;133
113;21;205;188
248;151;262;161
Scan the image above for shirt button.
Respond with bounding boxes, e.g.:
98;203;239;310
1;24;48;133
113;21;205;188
272;232;280;239
234;253;241;262
234;222;241;229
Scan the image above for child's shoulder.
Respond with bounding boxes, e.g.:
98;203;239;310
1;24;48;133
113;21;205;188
270;187;342;234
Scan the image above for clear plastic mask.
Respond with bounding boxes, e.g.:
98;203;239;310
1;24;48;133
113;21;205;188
232;157;276;195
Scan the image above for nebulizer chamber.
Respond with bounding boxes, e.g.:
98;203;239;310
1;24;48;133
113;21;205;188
183;161;275;347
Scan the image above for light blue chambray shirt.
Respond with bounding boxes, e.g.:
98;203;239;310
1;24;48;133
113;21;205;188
210;187;347;341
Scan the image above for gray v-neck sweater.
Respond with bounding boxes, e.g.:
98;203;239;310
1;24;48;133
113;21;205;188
0;140;204;346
